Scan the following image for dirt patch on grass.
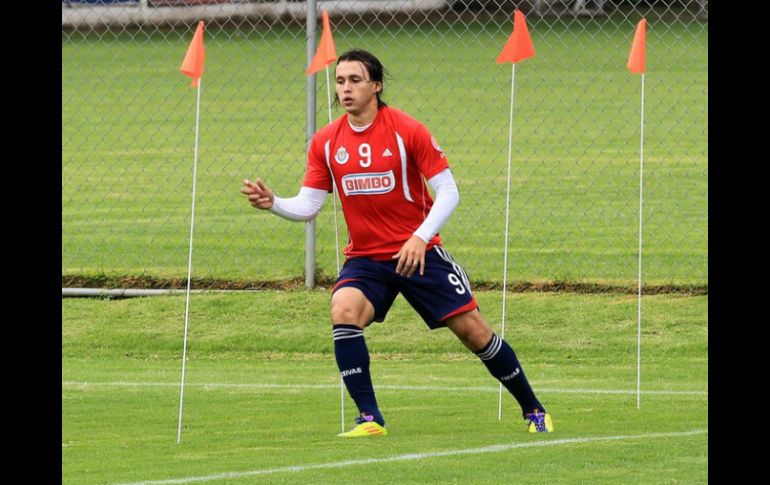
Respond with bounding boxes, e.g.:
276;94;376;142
62;274;707;295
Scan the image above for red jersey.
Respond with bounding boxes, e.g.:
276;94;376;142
303;106;450;260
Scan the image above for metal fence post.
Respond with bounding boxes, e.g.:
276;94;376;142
305;0;317;289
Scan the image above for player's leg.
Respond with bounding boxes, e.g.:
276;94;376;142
331;287;384;427
331;259;397;436
444;310;552;431
398;246;553;432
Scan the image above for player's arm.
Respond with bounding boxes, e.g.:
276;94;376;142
394;168;459;277
413;168;459;243
241;178;327;221
242;132;332;221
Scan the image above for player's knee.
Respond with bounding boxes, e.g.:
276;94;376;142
466;324;493;351
330;298;367;327
330;287;373;327
447;311;493;351
330;303;364;326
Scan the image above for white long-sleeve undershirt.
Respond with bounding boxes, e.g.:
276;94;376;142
413;168;459;243
268;168;460;242
270;186;327;221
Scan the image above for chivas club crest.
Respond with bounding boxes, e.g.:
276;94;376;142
334;146;349;164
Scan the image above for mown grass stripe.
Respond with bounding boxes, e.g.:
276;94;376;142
61;381;707;396
113;429;708;485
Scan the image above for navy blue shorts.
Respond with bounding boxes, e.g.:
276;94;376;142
332;245;479;329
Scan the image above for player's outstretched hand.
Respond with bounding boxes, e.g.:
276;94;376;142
241;178;274;210
393;235;427;277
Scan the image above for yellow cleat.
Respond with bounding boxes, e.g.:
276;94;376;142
525;411;554;433
338;420;388;437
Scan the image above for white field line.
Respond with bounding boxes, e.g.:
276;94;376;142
61;381;708;396
113;429;708;485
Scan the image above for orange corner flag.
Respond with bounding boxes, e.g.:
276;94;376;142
496;10;535;64
180;21;206;88
306;11;337;75
627;18;646;74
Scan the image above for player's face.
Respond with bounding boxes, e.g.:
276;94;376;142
335;61;381;117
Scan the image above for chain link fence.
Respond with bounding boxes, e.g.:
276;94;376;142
62;0;707;290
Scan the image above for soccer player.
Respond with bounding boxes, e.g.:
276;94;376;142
241;49;553;436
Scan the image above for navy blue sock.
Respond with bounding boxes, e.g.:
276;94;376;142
333;324;385;426
475;333;545;418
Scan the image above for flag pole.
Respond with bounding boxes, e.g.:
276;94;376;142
307;8;341;431
636;72;645;410
324;65;340;277
494;8;534;421
325;66;334;127
324;64;345;432
499;62;515;421
177;77;202;445
176;20;205;444
626;17;646;410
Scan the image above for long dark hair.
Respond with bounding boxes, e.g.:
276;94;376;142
335;49;388;108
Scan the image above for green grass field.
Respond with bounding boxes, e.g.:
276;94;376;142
62;289;707;484
62;18;707;287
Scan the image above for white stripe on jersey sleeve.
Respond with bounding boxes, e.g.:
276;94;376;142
395;131;415;203
323;139;340;195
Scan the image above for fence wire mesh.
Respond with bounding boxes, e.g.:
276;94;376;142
62;0;707;290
